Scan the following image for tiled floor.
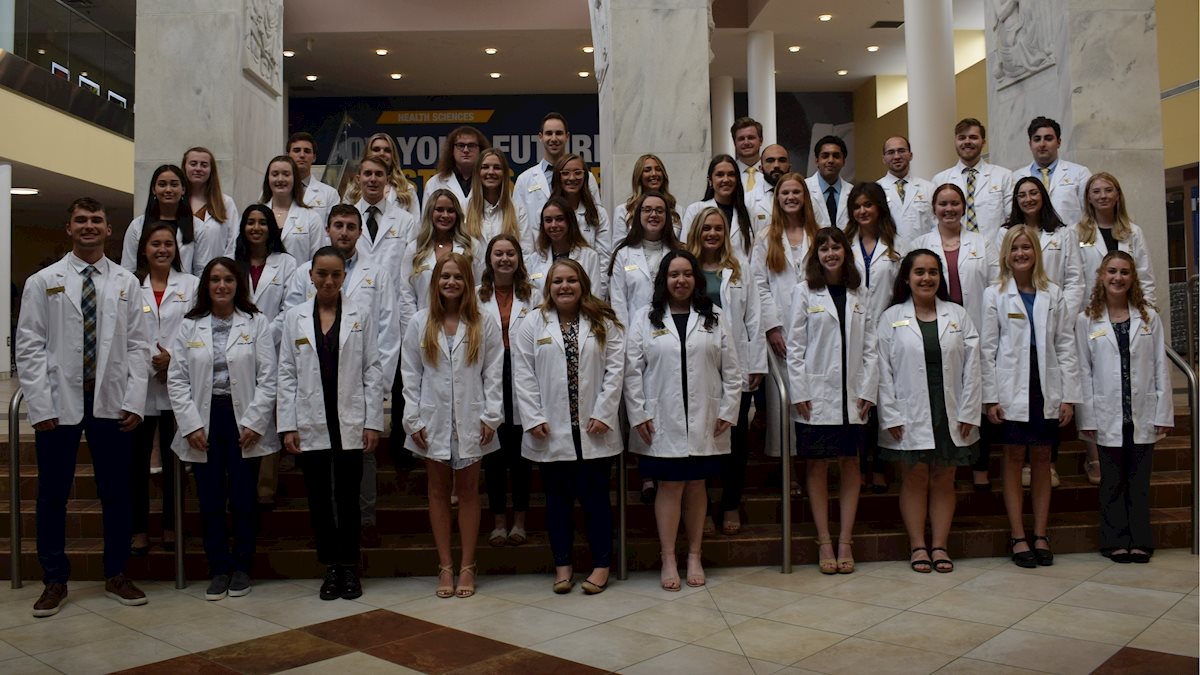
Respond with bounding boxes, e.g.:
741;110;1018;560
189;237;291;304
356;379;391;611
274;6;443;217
0;549;1193;674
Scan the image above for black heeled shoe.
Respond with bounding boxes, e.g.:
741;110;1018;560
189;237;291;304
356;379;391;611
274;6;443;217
1031;535;1053;566
1009;537;1036;569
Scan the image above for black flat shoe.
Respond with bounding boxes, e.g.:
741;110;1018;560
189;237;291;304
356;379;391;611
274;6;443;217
1128;550;1151;564
910;547;932;574
340;567;363;600
1031;535;1053;566
1010;537;1036;569
319;566;342;601
1110;549;1133;564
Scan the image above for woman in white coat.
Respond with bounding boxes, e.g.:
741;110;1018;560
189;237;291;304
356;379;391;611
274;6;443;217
683;155;757;264
1075;251;1173;563
278;247;384;602
982;226;1080;568
910;183;998;491
183;147;238;259
342;132;422;223
787;227;877;574
401;253;504;599
997;177;1084;313
258;156;326;263
513;258;624;594
612;154;682;246
686;206;766;535
877;250;982;574
398;189;484;333
752;172;821;358
550;153;610;266
608;191;682;327
122;165;217;277
477;234;535;547
525;197;601;303
130;222;200;556
464;148;530;251
625;250;742;591
844;182;906;493
168;257;277;600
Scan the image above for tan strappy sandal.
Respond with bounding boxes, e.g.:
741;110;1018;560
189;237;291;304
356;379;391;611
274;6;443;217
816;537;837;575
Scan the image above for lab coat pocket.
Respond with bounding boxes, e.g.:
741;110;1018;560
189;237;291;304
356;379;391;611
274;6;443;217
807;374;830;420
467;401;485;446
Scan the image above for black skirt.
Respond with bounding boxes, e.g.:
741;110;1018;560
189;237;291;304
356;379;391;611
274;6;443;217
638;454;723;481
796;422;865;459
999;348;1059;447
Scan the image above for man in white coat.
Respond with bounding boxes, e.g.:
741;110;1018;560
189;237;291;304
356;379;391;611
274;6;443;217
933;118;1014;243
1010;117;1091;228
513;112;601;221
877;136;937;245
732;117;765;208
288;132;340;225
353;155;416;272
807;135;854;229
752;144;791;224
16;197;152;617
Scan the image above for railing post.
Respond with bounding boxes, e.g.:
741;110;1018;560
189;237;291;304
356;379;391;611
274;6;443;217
768;354;793;574
173;454;185;589
617;452;627;581
9;389;23;589
1164;348;1199;554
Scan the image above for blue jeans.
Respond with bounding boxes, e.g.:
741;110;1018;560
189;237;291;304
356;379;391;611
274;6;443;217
35;393;132;583
540;453;614;568
192;397;262;577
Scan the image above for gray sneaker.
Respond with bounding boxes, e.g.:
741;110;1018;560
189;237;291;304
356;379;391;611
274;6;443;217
228;571;251;597
205;574;230;601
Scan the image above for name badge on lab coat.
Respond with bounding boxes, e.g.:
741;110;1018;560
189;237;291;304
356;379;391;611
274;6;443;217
891;319;910;328
624;264;639;272
1008;313;1026;320
652;328;671;338
46;286;65;295
295;337;310;346
536;336;553;346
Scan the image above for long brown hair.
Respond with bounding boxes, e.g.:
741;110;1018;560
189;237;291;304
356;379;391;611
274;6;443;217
410;188;475;279
537;196;591;256
550;154;601;234
1084;250;1152;322
539;258;621;348
181;147;228;224
804;227;861;290
685;206;742;284
765;172;819;274
464;148;521;242
623;154;679;225
422;253;483;367
478;234;532;303
258;155;309;207
608;191;682;275
843;182;901;262
1077;172;1133;245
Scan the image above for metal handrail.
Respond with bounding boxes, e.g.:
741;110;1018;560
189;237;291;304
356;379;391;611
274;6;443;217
173;455;185;589
9;389;24;589
1184;274;1197;370
766;353;793;573
1164;348;1199;554
617;452;627;581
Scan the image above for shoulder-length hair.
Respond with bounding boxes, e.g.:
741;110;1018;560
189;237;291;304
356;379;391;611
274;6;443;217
1005;176;1064;233
649;250;718;330
435;126;490;179
258;155;309;207
608;191;682;275
181;147;228;224
623;154;679;225
537;196;590;255
1077;172;1133;245
233;204;288;264
144;164;196;245
478;233;532;303
805;227;861;290
464;148;521;242
344;133;416;207
1084;250;1152;322
933;182;966;209
135;221;183;282
539;258;621;348
702;154;753;256
411;189;474;278
843;182;902;262
889;248;950;307
996;224;1050;291
423;252;483;367
684;206;742;284
550;153;601;233
186;256;259;319
765;172;819;273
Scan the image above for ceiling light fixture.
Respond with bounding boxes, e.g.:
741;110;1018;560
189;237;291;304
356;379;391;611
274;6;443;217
10;188;38;196
788;45;802;52
867;45;879;52
489;72;501;79
836;69;849;75
582;46;594;53
375;48;388;56
390;73;403;80
484;47;498;55
818;14;833;21
305;74;318;81
36;48;46;55
283;50;295;57
578;71;589;78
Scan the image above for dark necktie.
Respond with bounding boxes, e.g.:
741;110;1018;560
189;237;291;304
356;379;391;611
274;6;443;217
825;186;838;224
81;265;97;392
366;205;379;241
896;179;907;202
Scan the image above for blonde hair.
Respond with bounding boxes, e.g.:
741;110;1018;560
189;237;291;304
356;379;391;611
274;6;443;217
765;173;819;274
622;154;680;226
1084;250;1152;322
182;147;228;224
538;258;621;349
411;189;474;279
344;134;416;207
1077;172;1132;246
685;207;742;284
996;225;1050;291
422;253;483;367
463;148;521;242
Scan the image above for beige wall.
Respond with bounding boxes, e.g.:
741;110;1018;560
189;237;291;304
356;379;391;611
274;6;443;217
1158;0;1199;169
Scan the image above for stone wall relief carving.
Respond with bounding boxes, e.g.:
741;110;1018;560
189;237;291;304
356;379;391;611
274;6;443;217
242;0;282;97
989;0;1057;89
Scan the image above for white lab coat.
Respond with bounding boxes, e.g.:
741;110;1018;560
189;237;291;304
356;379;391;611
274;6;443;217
276;299;384;451
717;267;768;390
876;299;982;450
611;202;682;250
16;255;151;425
274;203;327;263
989;226;1085;317
512;310;625;462
397;241;485;331
877;173;937;245
806;174;854;229
122;215;219;278
607;245;662;327
573;202;611;271
248;252;297;344
467;194;533;254
786;283;878;424
140;270;201;412
751;228;811;332
680;199;763;264
400;309;505;460
1011;160;1091;230
302;177;340;225
1076;222;1157;306
207;194;239;257
524;246;602;305
513;161;602;229
931;161;1014;243
910;228;1000;332
980;281;1081;422
623;306;742;457
1074;306;1174;446
167;311;279;462
478;288;535;427
354;198;417;271
422;172;470;210
850;236;907;323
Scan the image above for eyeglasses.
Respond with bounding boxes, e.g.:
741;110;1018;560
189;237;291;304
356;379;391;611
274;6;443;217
640;207;666;216
559;170;586;179
453;142;480;151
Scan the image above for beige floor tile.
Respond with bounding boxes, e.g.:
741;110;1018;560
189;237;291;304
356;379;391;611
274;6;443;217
0;637;23;661
389;593;520;628
796;636;954;674
613;599;734;642
723;618;846;664
953;569;1080;602
816;575;945;610
908;589;1044;627
1140;548;1200;572
762;595;901;635
953;557;1011;570
862;562;985;588
530;587;660;622
736;567;854;594
963;629;1120;675
276;651;424;674
858;613;1004;657
676;582;807;617
141;609;289;652
1161;595;1199;624
1088;563;1199;594
93;590;236;631
0;594;90;631
1003;555;1113;581
36;632;187;674
705;565;769;581
933;657;1046;674
67;581;175;612
464;572;562;605
0;656;60;674
533;622;683;672
749;658;789;675
456;604;595;647
772;668;826;675
0;612;136;655
609;570;713;600
179;578;310;604
1011;602;1154;645
620;643;761;675
1052;581;1183;618
353;577;436;608
1128;618;1200;657
229;592;376;629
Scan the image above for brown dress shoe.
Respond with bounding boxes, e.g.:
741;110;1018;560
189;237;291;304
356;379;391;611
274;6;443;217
105;574;148;606
32;583;68;617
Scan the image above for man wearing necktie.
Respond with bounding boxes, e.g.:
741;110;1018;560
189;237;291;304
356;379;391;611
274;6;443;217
877;136;937;244
16;198;153;617
1011;116;1092;228
933;118;1014;243
806;135;853;229
731;117;765;210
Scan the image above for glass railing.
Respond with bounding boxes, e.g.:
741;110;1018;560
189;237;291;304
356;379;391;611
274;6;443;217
10;0;135;110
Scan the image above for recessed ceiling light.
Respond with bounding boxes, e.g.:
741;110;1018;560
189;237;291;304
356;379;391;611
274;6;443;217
79;71;87;76
578;71;589;78
788;45;802;53
305;74;318;81
36;48;46;55
489;72;501;79
582;46;594;54
375;48;388;56
836;69;849;76
389;73;403;80
867;45;880;52
10;188;38;196
818;14;833;21
484;47;498;55
283;50;295;58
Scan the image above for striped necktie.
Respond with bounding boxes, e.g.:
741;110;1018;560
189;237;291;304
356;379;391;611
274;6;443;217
1039;166;1051;188
896;179;907;202
81;265;97;392
964;168;979;232
745;167;757;191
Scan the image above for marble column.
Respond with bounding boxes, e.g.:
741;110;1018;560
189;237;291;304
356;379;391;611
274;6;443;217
0;162;10;373
589;0;712;212
746;30;777;143
903;0;957;178
984;0;1170;333
711;75;735;157
134;0;284;211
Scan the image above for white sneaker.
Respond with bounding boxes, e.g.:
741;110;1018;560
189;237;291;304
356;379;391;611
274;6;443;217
1021;465;1031;487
